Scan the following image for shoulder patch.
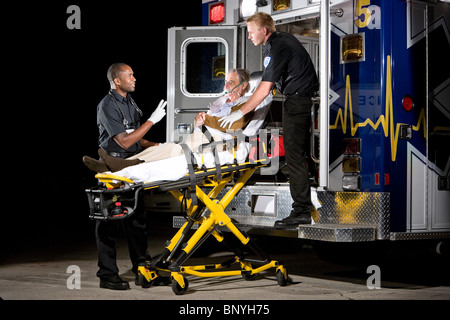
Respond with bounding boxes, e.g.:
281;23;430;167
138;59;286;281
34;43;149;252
263;56;271;68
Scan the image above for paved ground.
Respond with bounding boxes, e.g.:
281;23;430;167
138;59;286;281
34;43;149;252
1;216;449;308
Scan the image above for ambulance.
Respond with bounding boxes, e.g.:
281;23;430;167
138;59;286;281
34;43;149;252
148;0;450;247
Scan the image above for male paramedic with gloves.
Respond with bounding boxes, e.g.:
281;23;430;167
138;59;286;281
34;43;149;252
94;63;166;290
219;12;319;228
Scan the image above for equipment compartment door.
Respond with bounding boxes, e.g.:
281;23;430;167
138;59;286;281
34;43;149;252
426;2;450;230
167;26;237;142
405;1;450;231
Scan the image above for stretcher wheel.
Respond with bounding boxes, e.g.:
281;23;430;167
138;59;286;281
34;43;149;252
138;273;156;288
276;268;288;286
172;276;189;295
242;271;257;281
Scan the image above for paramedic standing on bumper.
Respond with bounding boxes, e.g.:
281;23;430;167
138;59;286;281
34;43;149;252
95;63;166;290
219;12;319;227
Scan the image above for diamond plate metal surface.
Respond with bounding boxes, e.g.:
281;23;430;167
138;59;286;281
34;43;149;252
216;185;390;241
299;224;376;242
390;231;450;241
173;216;199;229
316;191;390;240
219;184;293;227
173;186;447;242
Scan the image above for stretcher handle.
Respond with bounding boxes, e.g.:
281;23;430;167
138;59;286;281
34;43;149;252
95;173;135;185
87;184;143;221
105;186;143;220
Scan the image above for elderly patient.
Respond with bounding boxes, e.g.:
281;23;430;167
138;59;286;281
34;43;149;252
84;68;255;173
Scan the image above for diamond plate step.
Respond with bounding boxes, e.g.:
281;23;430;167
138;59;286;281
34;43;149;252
299;224;376;242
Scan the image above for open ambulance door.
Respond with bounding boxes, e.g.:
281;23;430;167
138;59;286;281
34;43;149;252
166;26;238;142
403;1;450;234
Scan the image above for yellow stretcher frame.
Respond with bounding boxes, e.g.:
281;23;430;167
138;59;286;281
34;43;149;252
92;155;288;295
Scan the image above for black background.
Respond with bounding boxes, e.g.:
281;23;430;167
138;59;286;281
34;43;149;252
2;1;200;252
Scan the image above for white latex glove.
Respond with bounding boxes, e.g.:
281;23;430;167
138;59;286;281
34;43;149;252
219;110;244;129
148;99;167;124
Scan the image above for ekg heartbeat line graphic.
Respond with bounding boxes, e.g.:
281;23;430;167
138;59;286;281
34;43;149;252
330;55;426;161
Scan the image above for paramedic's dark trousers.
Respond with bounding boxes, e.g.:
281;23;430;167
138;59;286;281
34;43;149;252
282;95;313;215
95;199;148;279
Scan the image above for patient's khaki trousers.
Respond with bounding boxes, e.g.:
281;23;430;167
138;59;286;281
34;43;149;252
127;131;211;163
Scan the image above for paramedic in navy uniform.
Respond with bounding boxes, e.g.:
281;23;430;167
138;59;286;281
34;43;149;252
219;12;319;227
95;63;166;290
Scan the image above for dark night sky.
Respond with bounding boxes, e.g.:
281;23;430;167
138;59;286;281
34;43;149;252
2;1;201;251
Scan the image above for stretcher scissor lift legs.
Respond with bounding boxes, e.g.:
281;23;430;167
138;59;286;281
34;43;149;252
89;156;288;295
137;166;287;295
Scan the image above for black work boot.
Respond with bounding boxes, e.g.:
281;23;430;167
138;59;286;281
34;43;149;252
99;275;130;290
274;213;311;228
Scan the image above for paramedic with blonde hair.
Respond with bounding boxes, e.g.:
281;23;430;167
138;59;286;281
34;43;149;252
219;12;319;227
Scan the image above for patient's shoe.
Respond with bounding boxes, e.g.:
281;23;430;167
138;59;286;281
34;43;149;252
98;148;143;172
82;156;109;173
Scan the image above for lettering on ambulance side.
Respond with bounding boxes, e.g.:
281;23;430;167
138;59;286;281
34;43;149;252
355;0;381;29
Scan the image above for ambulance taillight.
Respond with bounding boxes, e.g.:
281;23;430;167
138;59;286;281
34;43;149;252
342;138;361;191
402;95;414;111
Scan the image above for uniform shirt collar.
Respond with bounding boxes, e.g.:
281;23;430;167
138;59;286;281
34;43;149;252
263;32;278;54
266;32;278;44
110;90;128;103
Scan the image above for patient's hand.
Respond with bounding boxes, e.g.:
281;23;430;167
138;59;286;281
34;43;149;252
195;112;207;127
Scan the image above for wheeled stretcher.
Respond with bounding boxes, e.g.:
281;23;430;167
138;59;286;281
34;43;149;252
85;132;288;295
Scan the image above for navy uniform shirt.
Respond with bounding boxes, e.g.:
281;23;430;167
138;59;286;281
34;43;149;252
262;32;319;95
97;90;142;156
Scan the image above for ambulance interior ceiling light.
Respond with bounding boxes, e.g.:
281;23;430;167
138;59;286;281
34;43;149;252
240;0;268;19
276;19;319;38
241;0;257;18
272;0;291;12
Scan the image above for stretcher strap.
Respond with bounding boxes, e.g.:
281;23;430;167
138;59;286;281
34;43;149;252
198;140;222;179
200;125;212;171
199;125;223;178
180;143;199;206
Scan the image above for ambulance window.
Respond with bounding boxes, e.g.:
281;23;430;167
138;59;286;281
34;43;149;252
182;39;227;96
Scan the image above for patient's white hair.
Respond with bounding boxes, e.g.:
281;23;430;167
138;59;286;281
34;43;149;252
229;68;250;93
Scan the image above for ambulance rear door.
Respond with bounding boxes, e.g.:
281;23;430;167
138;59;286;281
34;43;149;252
166;26;238;142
